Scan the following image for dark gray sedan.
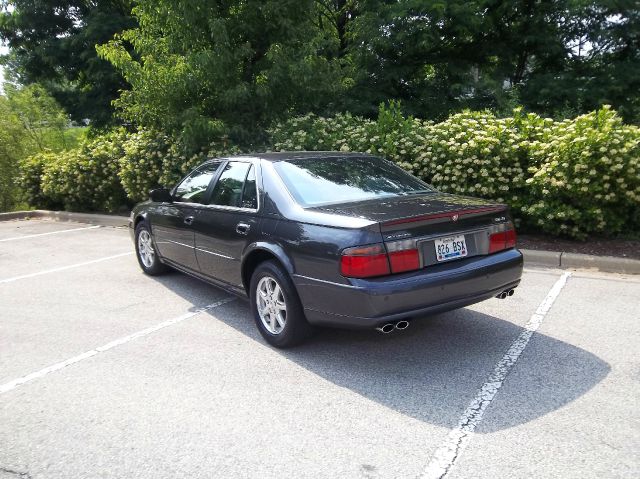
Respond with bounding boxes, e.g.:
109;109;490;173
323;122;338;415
130;152;522;347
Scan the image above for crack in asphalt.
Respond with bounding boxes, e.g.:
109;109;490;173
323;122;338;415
0;467;32;479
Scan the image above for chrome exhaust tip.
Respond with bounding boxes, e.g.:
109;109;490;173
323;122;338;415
395;320;410;331
507;289;515;296
497;291;508;299
376;323;395;334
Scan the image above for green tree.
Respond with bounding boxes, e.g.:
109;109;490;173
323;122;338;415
346;1;640;122
344;1;569;118
97;0;346;149
0;0;136;126
4;84;68;150
520;0;640;123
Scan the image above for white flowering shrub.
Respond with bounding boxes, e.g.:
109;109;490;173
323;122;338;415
524;107;640;238
117;129;172;202
409;111;529;213
269;103;431;162
270;112;373;152
269;105;640;238
118;129;241;202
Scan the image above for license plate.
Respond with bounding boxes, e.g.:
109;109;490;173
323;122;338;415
434;235;467;262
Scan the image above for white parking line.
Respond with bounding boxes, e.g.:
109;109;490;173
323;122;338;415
0;225;100;242
421;272;571;479
0;252;134;284
0;297;236;395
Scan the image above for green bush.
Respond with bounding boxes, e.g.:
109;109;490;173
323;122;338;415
38;130;128;212
270;108;534;219
20;128;242;209
18;153;61;210
1;85;82;212
270;112;371;152
269;102;428;161
118;129;241;202
17;106;639;239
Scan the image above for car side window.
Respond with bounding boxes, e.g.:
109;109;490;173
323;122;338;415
173;162;220;203
210;161;253;208
241;165;258;209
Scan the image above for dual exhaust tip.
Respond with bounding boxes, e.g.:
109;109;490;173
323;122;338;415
376;320;410;334
375;289;515;333
497;289;516;299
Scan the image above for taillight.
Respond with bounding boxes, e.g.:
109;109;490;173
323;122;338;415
340;244;390;278
341;241;422;278
505;228;516;248
489;223;517;253
489;232;506;253
388;249;420;273
385;239;421;273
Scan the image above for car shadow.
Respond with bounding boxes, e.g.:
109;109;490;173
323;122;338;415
151;271;610;433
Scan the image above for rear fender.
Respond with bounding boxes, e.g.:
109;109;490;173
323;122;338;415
241;242;295;292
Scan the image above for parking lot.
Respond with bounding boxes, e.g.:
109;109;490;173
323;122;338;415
0;218;638;479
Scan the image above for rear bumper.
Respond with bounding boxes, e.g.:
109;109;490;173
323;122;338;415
293;248;523;329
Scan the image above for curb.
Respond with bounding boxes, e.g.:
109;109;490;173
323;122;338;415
2;210;638;275
0;210;129;228
520;249;640;275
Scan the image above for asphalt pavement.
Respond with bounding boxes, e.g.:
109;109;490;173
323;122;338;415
0;219;638;479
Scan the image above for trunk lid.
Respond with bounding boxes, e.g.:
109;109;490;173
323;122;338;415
309;192;508;239
310;192;511;268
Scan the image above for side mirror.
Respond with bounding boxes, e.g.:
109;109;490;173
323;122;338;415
149;188;173;203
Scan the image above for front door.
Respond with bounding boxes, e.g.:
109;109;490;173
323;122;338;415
193;161;260;288
150;161;222;272
150;203;199;270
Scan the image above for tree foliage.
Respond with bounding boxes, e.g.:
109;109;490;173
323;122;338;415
97;0;346;149
0;0;136;126
346;0;640;122
94;0;639;138
2;0;638;143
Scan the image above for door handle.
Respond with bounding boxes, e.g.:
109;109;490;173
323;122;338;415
236;222;251;235
184;216;194;226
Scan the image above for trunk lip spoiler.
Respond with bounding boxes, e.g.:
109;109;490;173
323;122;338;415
381;206;507;228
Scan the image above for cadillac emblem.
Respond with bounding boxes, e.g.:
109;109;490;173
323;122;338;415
451;214;459;222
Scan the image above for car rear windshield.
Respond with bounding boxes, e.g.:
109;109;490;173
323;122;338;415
273;156;433;206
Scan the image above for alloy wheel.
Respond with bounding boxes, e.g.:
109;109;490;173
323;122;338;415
138;229;155;268
256;276;287;334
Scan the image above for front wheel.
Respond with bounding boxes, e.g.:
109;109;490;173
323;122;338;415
134;222;167;276
249;260;314;348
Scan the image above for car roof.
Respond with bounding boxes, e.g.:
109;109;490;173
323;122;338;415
216;151;377;162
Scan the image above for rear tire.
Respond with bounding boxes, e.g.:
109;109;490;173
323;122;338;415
249;260;314;348
134;222;168;276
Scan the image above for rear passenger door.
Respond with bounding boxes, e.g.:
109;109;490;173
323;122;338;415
193;160;260;288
